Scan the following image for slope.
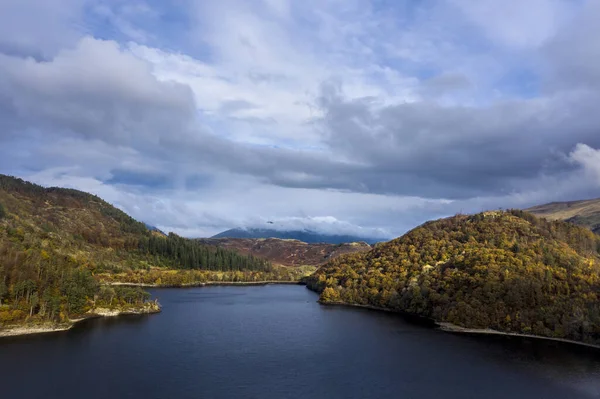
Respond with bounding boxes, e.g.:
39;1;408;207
197;237;371;266
0;175;290;329
527;198;600;234
307;210;600;345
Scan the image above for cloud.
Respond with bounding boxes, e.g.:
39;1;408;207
1;0;600;239
0;0;88;58
0;37;196;145
90;2;159;43
419;72;472;97
543;1;600;91
317;83;600;198
452;0;571;49
236;216;391;239
569;144;600;187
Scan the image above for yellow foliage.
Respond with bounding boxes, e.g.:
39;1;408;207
307;210;600;344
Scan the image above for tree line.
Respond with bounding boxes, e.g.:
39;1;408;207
138;233;272;272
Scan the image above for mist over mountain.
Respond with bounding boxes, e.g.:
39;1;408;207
211;227;381;245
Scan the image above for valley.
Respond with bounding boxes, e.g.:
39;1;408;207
3;174;600;348
197;237;371;266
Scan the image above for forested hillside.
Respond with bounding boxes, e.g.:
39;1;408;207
0;175;277;328
307;210;600;345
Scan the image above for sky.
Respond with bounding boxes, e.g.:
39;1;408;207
1;0;600;239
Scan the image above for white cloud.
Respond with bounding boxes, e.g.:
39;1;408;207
543;1;600;91
0;0;88;57
1;0;600;240
452;0;572;49
569;144;600;186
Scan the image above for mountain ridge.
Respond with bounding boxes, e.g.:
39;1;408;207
211;227;382;245
527;197;600;234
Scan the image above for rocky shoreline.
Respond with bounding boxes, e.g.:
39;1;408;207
437;322;600;350
316;299;600;350
0;302;161;338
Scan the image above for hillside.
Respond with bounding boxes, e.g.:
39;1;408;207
527;198;600;233
307;210;600;345
212;227;381;245
197;237;371;266
0;175;299;330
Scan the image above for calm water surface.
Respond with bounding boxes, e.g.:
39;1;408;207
1;285;600;399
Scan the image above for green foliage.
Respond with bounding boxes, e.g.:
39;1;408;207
139;233;272;272
0;201;5;219
320;287;341;302
0;174;275;327
307;210;600;344
61;269;98;314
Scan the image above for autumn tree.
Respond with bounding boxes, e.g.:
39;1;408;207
306;210;600;345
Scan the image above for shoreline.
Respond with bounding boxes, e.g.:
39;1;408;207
106;280;304;288
319;300;397;313
437;322;600;350
318;301;437;327
0;304;161;339
317;300;600;350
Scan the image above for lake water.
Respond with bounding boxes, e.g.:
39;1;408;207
1;285;600;399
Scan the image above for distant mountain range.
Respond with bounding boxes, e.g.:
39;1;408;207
526;198;600;234
211;227;382;245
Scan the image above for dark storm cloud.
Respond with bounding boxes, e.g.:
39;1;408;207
314;84;600;199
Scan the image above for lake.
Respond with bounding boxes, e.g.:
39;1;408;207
1;285;600;398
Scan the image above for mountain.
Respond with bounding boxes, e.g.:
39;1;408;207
527;198;600;234
211;227;381;245
0;175;296;330
307;210;600;345
197;237;371;267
